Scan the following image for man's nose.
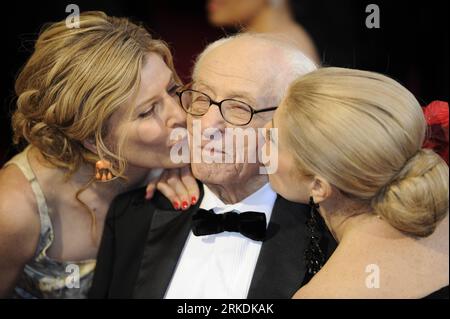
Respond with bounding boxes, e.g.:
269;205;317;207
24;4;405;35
165;95;186;128
201;104;227;132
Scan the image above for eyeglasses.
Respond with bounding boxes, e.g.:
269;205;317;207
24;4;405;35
176;89;277;126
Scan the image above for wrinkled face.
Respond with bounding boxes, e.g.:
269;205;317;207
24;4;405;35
107;53;187;170
189;41;278;186
264;111;313;203
207;0;267;27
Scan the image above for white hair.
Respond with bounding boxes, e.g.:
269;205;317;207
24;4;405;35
192;33;318;103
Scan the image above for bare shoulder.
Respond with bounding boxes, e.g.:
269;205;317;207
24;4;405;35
293;223;450;299
0;164;40;260
0;163;41;297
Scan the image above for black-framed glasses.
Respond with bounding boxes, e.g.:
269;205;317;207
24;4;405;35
176;89;277;126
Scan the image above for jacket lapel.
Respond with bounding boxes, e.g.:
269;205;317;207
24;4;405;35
131;184;204;298
130;185;335;299
247;195;311;299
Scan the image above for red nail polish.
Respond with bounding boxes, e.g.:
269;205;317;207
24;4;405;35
181;201;188;210
191;196;197;205
173;201;180;210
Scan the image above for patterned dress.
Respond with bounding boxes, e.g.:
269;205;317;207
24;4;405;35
3;146;96;299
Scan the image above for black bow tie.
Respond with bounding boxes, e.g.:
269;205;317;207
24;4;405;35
192;208;267;241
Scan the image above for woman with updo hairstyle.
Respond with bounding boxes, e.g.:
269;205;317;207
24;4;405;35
266;67;449;298
0;11;198;298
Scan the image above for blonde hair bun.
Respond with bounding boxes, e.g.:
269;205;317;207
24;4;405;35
282;67;449;237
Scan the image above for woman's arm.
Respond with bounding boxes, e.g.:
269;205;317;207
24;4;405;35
0;166;40;298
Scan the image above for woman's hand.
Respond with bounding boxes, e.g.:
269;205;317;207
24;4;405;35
145;166;199;211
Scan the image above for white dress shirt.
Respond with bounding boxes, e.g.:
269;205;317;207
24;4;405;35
164;183;277;299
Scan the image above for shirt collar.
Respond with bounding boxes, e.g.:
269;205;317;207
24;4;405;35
200;183;277;225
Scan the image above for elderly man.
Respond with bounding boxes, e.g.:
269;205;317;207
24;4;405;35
89;34;336;299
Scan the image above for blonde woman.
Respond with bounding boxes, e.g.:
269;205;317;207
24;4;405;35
0;12;199;298
265;67;449;298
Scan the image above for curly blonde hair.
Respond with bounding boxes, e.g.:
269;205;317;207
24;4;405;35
12;11;179;239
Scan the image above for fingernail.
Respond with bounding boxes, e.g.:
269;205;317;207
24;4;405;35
173;201;180;210
181;201;189;210
191;196;197;205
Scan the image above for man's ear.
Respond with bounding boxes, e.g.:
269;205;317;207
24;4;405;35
82;138;98;155
310;176;332;204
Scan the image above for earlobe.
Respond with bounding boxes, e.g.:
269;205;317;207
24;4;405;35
310;176;332;204
82;138;98;155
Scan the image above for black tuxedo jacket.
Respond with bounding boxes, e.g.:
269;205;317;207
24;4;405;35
89;183;336;299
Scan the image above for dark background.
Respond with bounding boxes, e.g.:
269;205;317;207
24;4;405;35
1;0;448;165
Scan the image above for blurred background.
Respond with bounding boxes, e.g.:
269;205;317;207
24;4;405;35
1;0;448;165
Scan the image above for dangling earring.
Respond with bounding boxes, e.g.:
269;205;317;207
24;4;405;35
304;196;326;276
95;159;115;182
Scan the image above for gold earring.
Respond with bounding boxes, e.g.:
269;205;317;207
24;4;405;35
95;160;114;182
